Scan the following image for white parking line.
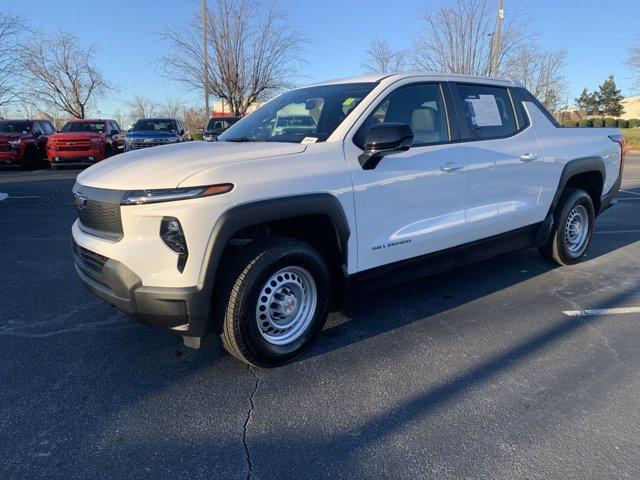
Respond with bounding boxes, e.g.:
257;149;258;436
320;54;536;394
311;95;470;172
594;229;640;234
563;307;640;317
620;189;640;196
0;193;7;202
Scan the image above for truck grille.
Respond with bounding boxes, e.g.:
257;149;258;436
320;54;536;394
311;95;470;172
53;140;94;151
76;199;123;241
72;240;108;275
56;145;92;152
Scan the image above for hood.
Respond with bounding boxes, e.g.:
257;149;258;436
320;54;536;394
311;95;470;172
126;130;178;139
51;132;101;141
77;141;307;190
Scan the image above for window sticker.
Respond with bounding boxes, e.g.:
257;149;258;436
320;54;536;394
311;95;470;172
301;136;318;144
465;94;503;127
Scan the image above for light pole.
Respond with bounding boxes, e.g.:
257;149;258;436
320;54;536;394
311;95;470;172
490;0;504;76
202;0;210;118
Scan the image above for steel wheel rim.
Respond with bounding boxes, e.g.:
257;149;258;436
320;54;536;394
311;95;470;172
255;266;317;346
564;204;589;255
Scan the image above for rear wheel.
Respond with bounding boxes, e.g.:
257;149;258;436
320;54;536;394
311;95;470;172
539;188;595;265
219;237;331;367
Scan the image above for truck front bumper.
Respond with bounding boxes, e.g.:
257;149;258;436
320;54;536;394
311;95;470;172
72;239;212;337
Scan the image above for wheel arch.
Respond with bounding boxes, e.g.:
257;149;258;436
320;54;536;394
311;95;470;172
549;157;605;216
199;193;351;301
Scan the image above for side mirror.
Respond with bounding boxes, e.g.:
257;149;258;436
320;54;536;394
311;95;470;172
180;129;185;136
358;122;414;170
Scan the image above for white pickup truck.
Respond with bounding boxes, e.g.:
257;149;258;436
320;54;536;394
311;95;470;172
71;73;624;367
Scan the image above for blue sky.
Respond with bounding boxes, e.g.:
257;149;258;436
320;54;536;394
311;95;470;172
5;0;639;116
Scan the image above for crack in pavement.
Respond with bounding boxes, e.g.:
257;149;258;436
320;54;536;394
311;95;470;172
581;319;620;360
243;364;260;480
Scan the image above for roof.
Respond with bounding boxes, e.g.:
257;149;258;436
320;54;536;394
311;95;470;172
300;72;517;89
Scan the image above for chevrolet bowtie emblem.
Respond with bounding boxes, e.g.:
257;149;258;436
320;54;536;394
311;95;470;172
74;193;88;209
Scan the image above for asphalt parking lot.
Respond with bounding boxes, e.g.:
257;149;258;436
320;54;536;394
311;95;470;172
2;157;640;480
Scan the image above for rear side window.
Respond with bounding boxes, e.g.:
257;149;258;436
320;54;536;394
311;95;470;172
455;84;517;140
518;88;560;127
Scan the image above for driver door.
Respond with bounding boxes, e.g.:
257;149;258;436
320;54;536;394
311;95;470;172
345;82;468;273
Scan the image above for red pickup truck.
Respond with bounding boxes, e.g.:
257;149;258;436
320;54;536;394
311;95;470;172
0;119;55;169
47;119;123;169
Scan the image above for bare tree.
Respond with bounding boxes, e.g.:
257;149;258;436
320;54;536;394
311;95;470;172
627;37;640;91
412;0;526;76
0;13;25;107
158;97;183;118
362;37;407;74
503;45;567;111
157;0;306;116
19;31;112;118
181;106;208;134
126;95;157;119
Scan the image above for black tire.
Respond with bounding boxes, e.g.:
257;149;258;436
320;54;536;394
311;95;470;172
218;237;331;367
538;188;595;266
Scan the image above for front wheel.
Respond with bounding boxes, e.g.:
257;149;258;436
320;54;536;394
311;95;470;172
539;188;595;265
219;237;331;367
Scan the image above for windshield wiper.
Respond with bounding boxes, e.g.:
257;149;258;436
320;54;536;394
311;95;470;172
224;137;259;142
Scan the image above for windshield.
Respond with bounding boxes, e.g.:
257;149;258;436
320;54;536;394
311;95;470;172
61;122;105;133
217;82;376;143
207;118;239;131
132;119;177;132
0;121;31;133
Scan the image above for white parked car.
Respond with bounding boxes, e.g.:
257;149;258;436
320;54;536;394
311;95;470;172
71;73;624;367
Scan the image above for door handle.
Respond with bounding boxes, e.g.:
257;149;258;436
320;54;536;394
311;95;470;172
520;153;538;162
440;162;465;172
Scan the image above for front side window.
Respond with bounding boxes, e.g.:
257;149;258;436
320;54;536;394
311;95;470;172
355;83;449;148
455;84;517;139
61;121;106;133
217;82;376;143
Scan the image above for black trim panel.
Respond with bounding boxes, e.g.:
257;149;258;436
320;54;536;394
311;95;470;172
348;223;542;297
201;193;351;287
548;156;606;215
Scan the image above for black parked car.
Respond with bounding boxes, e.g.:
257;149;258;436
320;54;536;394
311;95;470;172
202;116;241;141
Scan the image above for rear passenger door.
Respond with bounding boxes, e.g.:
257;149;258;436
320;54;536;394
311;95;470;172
451;82;545;242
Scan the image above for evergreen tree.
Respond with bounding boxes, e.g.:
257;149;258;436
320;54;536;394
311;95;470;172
597;75;625;117
575;88;599;114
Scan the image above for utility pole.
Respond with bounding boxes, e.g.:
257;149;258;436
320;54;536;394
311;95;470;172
202;0;210;118
490;0;504;76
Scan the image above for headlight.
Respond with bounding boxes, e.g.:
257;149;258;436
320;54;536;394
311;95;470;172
164;137;178;143
121;183;234;205
8;139;21;148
